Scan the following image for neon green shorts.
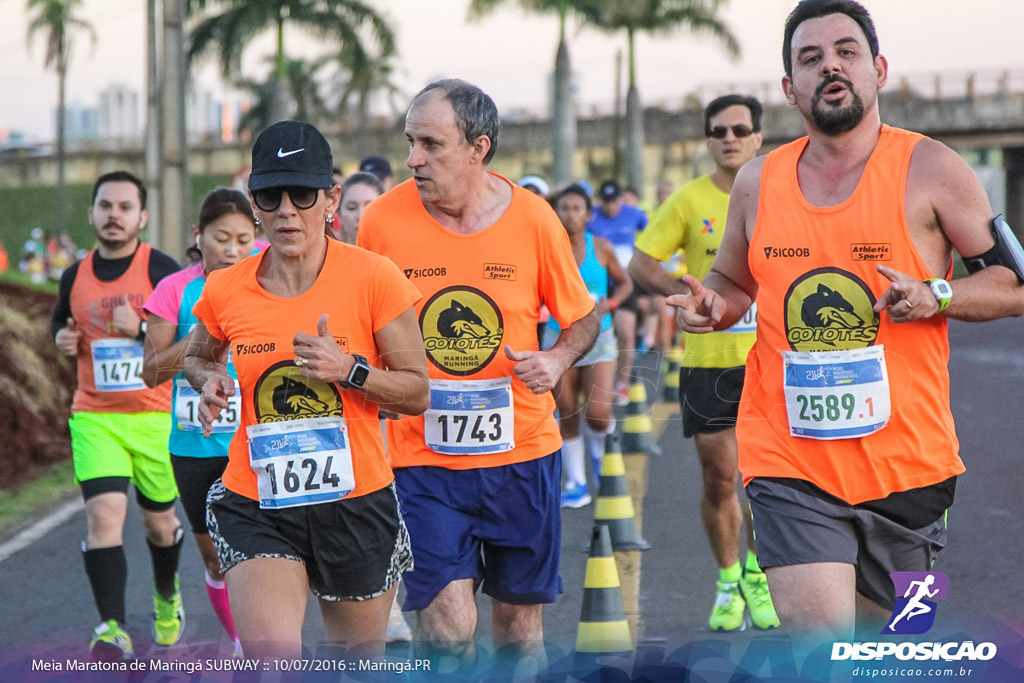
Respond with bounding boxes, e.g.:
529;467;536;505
69;411;178;504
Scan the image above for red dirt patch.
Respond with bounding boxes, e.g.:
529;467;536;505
0;282;75;488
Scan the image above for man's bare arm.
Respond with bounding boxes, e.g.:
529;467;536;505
669;158;763;332
629;249;688;297
505;306;599;393
892;140;1024;322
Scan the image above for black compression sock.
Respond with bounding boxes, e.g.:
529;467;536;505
82;545;127;624
147;527;184;597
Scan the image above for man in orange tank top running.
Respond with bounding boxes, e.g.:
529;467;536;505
51;171;185;659
667;0;1024;645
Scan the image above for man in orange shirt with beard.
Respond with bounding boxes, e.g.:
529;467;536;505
669;0;1024;645
359;79;597;665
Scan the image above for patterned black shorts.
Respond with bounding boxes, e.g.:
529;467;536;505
206;480;412;601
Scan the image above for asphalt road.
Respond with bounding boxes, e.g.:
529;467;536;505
1;316;1022;681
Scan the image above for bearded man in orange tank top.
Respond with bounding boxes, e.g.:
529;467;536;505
667;0;1024;646
51;171;185;659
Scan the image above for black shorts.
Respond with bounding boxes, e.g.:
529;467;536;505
170;455;228;533
206;480;412;601
747;477;953;609
613;283;651;314
679;366;745;438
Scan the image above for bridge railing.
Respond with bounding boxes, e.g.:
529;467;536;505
499;69;1024;123
660;69;1024;110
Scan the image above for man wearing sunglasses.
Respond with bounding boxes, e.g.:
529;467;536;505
629;94;777;633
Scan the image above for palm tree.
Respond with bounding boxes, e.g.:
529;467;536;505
26;0;95;234
235;56;332;137
319;42;404;156
468;0;587;186
188;0;396;130
580;0;738;191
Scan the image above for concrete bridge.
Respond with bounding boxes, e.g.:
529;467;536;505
4;70;1024;225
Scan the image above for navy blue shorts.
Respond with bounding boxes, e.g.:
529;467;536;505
394;451;563;611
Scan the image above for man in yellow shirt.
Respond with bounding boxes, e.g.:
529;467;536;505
629;94;778;632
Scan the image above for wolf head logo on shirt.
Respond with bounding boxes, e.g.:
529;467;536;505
784;268;879;351
272;376;332;416
420;286;504;375
438;300;490;340
801;284;864;331
253;361;343;422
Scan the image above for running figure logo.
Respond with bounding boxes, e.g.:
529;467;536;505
882;571;949;634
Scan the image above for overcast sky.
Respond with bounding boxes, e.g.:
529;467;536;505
2;0;1023;142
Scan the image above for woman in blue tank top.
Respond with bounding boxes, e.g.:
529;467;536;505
142;188;255;655
543;184;632;508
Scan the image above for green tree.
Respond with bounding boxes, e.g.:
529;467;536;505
319;43;404;156
188;0;396;130
235;56;331;137
580;0;738;191
468;0;588;186
26;0;95;233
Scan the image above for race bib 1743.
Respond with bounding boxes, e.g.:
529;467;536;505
424;378;515;455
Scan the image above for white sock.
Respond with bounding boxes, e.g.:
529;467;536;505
586;422;614;465
562;435;586;486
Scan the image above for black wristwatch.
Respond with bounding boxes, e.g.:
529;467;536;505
343;355;371;389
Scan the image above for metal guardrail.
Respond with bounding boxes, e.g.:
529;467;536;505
514;69;1024;120
5;70;1024;154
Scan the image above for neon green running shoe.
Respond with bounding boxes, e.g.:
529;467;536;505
152;576;185;646
709;580;747;631
740;569;781;629
90;620;134;661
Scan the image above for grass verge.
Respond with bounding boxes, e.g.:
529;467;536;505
0;459;78;534
0;270;60;294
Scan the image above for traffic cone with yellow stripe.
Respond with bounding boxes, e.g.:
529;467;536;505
620;381;661;455
661;345;683;403
594;435;650;551
576;524;633;655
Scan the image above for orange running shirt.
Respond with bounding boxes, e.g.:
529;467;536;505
191;239;421;502
70;243;172;414
740;126;963;504
358;175;594;470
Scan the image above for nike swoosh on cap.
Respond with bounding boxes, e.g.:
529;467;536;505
277;147;305;158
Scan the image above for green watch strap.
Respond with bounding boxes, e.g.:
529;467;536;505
925;278;952;313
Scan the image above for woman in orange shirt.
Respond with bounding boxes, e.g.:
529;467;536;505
183;121;428;661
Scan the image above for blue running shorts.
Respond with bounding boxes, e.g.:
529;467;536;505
395;451;563;611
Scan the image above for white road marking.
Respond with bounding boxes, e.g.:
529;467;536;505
0;497;84;564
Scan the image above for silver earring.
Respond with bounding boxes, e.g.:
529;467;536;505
253;214;260;226
326;213;334;224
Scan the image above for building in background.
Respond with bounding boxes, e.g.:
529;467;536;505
98;84;141;142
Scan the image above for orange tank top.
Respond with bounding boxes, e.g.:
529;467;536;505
740;125;962;504
70;243;172;414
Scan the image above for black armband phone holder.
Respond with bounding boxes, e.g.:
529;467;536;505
961;214;1024;285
